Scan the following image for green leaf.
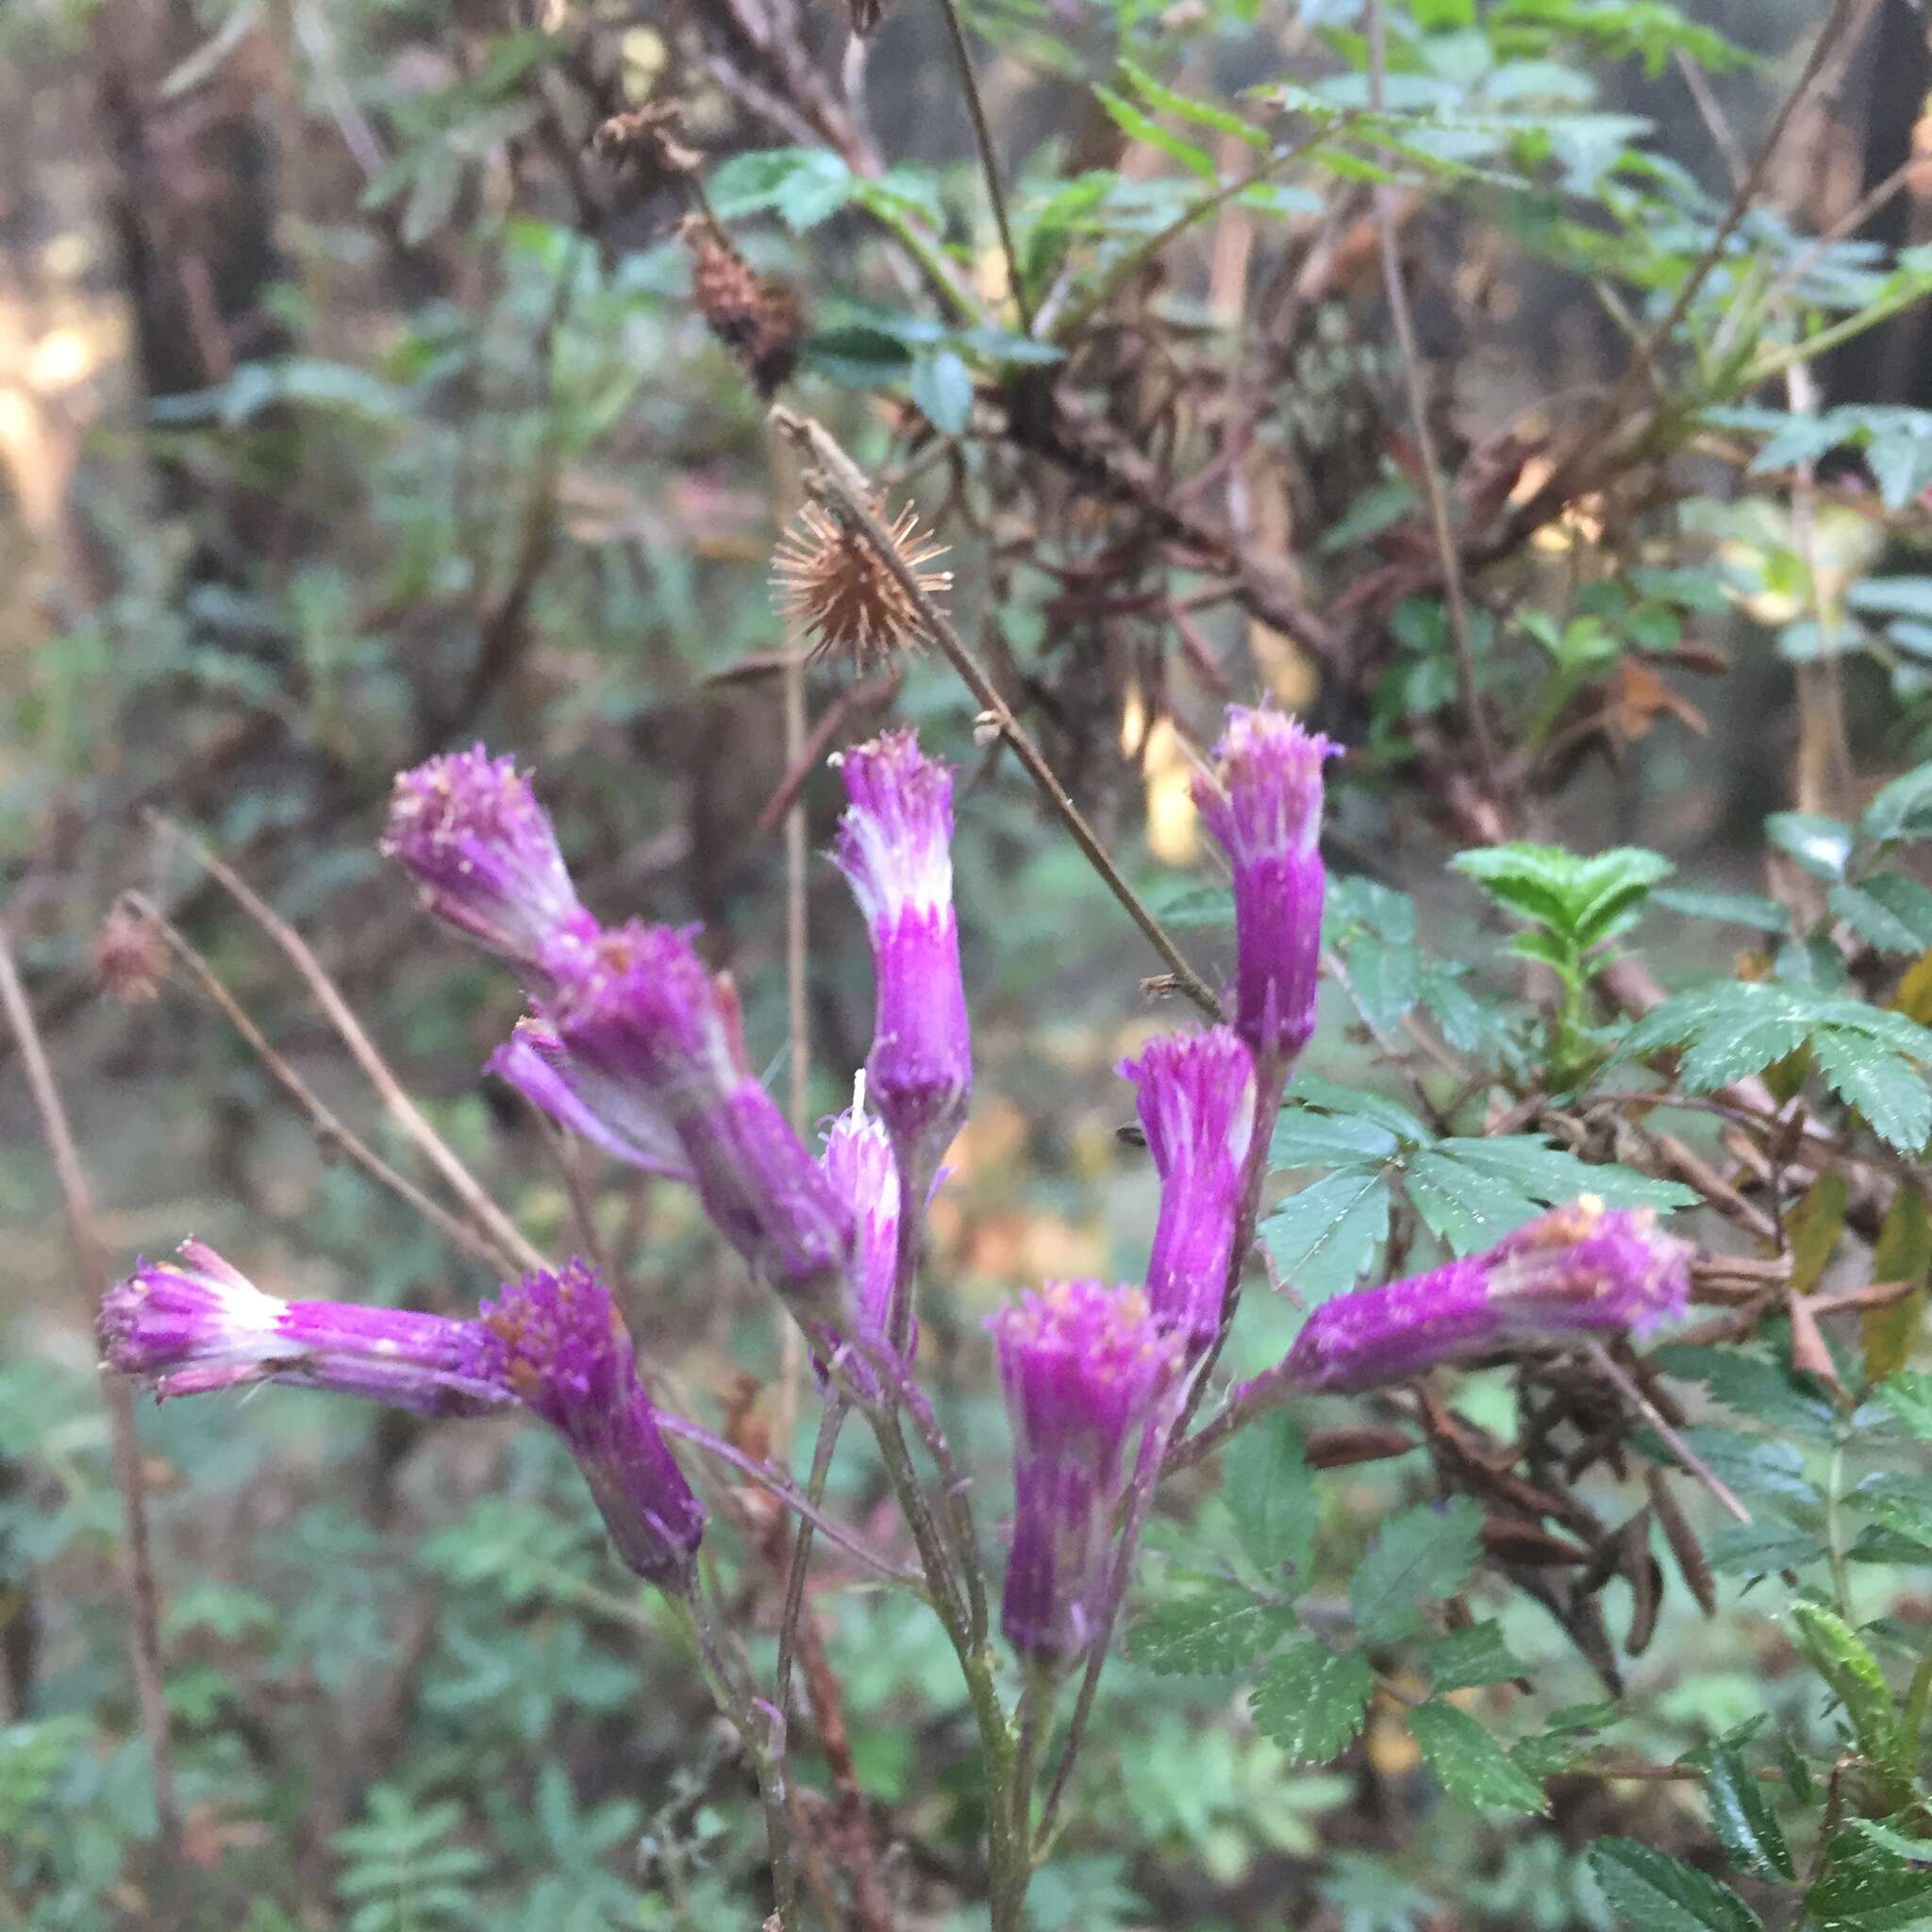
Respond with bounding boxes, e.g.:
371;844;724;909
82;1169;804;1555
1831;875;1932;955
708;147;854;228
1861;759;1932;842
1260;1169;1391;1304
1788;1603;1908;1790
1404;1150;1543;1255
1766;812;1856;881
1429;1136;1696;1210
1636;1426;1821;1509
1271;1107;1401;1169
1119;58;1270;149
1704;1742;1794;1881
1848;577;1932;623
909;350;973;435
1225;1413;1318;1582
1424;1622;1522;1691
1248;1639;1374;1764
1807;1829;1932;1932
1141;879;1234;928
1350;1497;1483;1645
1652;1344;1839;1438
1589;1839;1765;1932
1452;842;1588;933
1092;85;1218;178
1287;1074;1430;1144
1653;886;1790;933
1131;1587;1295;1675
1811;1030;1932;1152
1874;1370;1932;1441
1707;1515;1828;1577
1410;1699;1546;1815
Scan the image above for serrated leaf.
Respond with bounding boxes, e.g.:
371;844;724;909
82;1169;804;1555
1288;1074;1430;1143
1404;1151;1543;1255
1410;1699;1546;1814
1429;1136;1697;1210
1349;1497;1483;1644
1092;85;1218;177
1119;58;1270;148
1788;1603;1908;1790
1131;1587;1296;1675
1812;1030;1932;1152
1767;812;1856;881
1653;1344;1840;1437
1637;1426;1821;1508
1704;1743;1794;1881
1271;1107;1400;1170
1424;1622;1521;1691
1589;1838;1765;1932
1141;878;1234;928
1344;929;1424;1035
1225;1412;1317;1582
1452;842;1585;932
1653;886;1790;932
1677;1012;1815;1091
1248;1638;1373;1763
1807;1830;1932;1932
1874;1370;1932;1440
1832;875;1932;955
1707;1515;1828;1577
1260;1168;1390;1304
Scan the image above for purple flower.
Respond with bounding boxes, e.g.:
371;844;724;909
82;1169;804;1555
100;1245;706;1586
831;730;972;1174
544;922;853;1330
474;1262;707;1585
989;1281;1180;1662
1119;1026;1257;1356
488;1016;692;1181
98;1241;509;1414
1274;1198;1691;1395
381;746;594;984
1191;707;1337;1066
818;1080;904;1357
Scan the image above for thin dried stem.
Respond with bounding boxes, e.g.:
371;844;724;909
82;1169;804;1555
769;408;1223;1019
933;0;1032;333
124;894;511;1274
0;919;181;1858
1585;1342;1751;1525
151;813;546;1277
1367;0;1501;799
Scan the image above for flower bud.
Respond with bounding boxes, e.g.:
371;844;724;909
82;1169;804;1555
544;922;853;1332
488;1016;691;1180
474;1262;706;1586
99;1241;509;1414
817;1077;904;1358
989;1281;1179;1662
832;730;972;1175
1273;1198;1691;1396
1119;1026;1257;1356
382;747;594;986
1190;707;1337;1066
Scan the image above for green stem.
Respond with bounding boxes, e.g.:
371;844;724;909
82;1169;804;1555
774;1399;848;1722
671;1586;799;1932
1825;1438;1852;1620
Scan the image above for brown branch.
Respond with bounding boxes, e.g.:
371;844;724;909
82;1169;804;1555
123;895;510;1273
151;813;547;1277
0;918;181;1859
769;407;1224;1020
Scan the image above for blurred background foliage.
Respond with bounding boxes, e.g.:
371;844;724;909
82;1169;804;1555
6;0;1932;1924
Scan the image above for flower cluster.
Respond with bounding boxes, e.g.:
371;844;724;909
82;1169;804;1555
102;1245;703;1586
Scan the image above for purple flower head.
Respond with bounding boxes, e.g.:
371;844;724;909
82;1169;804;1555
989;1281;1180;1663
818;1077;904;1357
488;1016;692;1181
98;1240;509;1415
474;1262;706;1586
1119;1026;1257;1356
381;746;594;984
831;730;972;1174
1191;707;1338;1065
1278;1197;1691;1395
545;922;853;1329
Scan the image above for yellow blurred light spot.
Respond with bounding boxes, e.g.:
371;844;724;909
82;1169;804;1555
1141;716;1201;865
30;328;93;388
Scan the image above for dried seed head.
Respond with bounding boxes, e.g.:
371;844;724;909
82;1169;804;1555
94;903;166;1007
773;501;950;669
681;216;804;399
